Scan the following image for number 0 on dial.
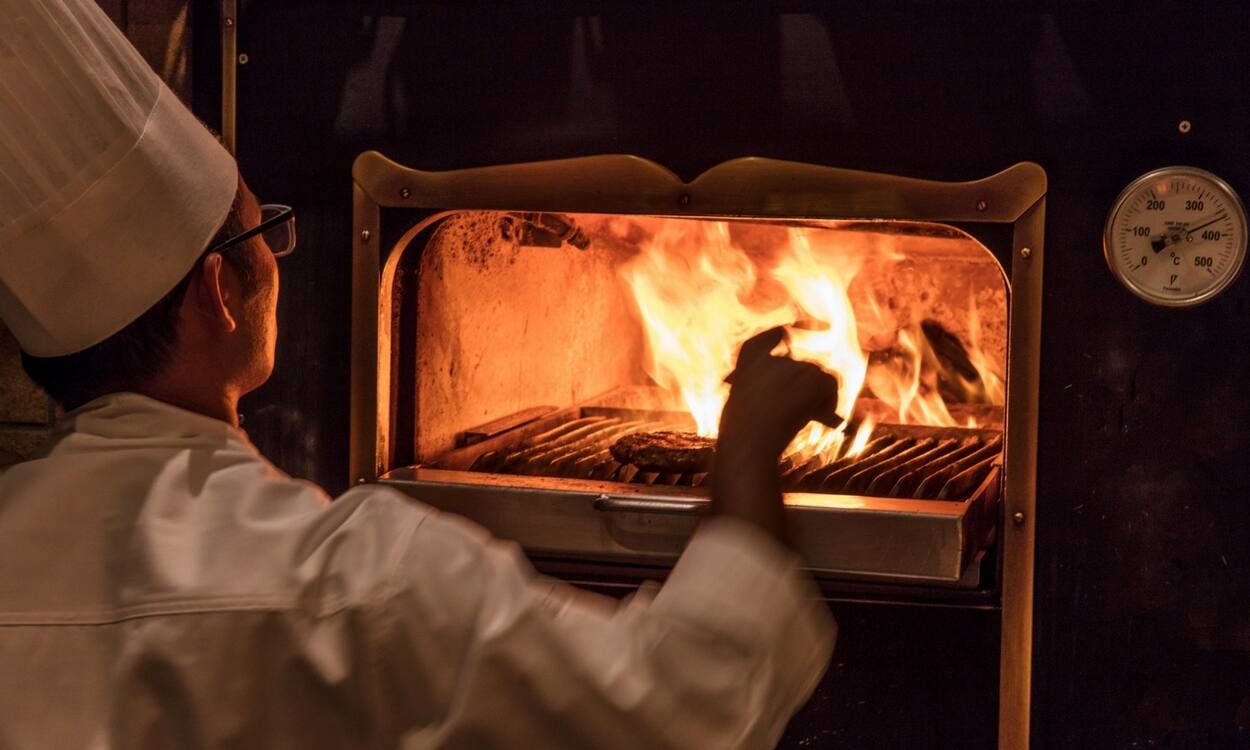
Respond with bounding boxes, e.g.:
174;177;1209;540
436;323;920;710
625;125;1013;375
1103;166;1247;306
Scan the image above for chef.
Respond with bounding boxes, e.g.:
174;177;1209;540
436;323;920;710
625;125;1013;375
0;1;837;748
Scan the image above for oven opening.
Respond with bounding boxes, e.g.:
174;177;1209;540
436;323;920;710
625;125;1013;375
397;212;1005;501
376;205;1013;586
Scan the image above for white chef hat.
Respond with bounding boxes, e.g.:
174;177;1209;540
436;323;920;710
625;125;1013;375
0;0;237;356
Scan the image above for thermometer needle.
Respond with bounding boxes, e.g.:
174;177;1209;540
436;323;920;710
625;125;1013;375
1150;212;1228;253
1185;212;1227;237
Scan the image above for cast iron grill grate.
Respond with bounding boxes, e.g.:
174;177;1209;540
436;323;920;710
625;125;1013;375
463;411;1001;502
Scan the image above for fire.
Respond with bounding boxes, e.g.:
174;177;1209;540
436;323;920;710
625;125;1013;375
966;300;1006;405
619;220;1002;461
864;326;960;426
620;222;793;436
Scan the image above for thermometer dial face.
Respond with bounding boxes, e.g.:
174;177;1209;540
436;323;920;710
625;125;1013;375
1103;167;1248;307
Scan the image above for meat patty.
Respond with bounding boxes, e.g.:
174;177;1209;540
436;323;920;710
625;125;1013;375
610;431;716;473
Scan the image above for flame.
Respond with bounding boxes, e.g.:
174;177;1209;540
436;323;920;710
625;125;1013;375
770;230;867;421
619;222;791;436
865;326;962;426
769;230;872;459
619;221;1002;460
846;415;877;457
966;300;1005;405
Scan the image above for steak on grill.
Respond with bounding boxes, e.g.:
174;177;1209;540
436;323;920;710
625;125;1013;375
610;431;716;473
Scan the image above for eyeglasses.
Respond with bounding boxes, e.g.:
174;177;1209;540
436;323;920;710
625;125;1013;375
206;204;296;258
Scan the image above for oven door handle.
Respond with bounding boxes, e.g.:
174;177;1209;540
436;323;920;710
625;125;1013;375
592;494;707;515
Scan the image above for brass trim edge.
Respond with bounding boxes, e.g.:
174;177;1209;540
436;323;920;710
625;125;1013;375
349;185;380;483
220;0;237;155
351;151;1046;223
999;198;1045;750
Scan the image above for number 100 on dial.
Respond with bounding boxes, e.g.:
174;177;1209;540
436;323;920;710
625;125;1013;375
1103;166;1248;307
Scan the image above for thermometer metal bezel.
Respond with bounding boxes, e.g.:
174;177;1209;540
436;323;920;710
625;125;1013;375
1103;166;1248;307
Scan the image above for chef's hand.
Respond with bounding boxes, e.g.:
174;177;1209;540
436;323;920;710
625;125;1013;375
710;327;839;543
719;327;839;461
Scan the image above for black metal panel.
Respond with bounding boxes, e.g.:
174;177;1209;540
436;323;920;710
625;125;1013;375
783;602;1000;749
196;2;1250;745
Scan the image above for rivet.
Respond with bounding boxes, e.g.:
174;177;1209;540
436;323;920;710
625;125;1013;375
1178;119;1192;134
1020;247;1032;259
679;193;691;206
1013;511;1025;525
360;229;371;242
976;199;988;212
224;17;235;27
237;53;249;65
399;187;411;199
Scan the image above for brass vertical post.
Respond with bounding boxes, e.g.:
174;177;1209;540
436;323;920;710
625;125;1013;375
220;0;237;155
999;198;1045;750
349;183;382;483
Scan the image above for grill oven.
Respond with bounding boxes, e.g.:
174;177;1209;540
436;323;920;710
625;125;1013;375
202;2;1250;745
349;152;1044;742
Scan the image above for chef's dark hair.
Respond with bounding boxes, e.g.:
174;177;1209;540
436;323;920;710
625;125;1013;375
21;175;263;410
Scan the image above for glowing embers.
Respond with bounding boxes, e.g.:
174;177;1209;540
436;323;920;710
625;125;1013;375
462;408;1001;502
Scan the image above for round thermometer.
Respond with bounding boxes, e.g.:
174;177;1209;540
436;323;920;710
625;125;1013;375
1104;166;1248;306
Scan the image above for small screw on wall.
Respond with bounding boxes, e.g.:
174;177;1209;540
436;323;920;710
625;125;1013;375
976;200;988;212
224;17;234;27
679;193;691;206
237;53;249;65
1013;512;1025;525
399;187;412;199
1178;120;1192;134
359;230;371;242
1020;247;1032;259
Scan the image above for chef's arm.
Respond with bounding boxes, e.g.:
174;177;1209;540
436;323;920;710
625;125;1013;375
359;498;834;750
349;326;837;747
712;327;839;543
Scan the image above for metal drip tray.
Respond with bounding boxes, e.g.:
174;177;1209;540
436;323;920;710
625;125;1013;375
380;398;1003;585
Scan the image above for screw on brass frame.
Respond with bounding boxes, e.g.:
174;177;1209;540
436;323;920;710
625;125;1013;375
1020;247;1032;259
224;17;234;27
1178;120;1192;134
976;199;988;211
679;193;691;206
400;187;412;199
1013;512;1025;525
359;230;371;242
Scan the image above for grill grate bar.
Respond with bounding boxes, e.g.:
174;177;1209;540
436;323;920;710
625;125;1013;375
916;435;1003;498
887;438;985;497
865;438;961;496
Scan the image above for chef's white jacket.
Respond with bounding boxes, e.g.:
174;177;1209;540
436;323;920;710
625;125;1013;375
0;393;834;749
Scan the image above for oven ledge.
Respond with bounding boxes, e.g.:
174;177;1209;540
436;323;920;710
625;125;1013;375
378;465;1000;587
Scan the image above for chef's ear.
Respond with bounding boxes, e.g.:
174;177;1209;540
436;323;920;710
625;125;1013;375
186;252;238;334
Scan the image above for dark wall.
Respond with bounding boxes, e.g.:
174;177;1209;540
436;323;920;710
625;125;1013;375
195;2;1250;746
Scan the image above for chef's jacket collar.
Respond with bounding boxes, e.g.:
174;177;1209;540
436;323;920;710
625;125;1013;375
62;392;249;444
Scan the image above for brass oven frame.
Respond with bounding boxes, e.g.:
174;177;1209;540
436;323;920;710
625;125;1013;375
349;151;1044;750
219;0;237;156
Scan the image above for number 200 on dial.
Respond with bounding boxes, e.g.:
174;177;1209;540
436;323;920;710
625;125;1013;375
1103;166;1248;307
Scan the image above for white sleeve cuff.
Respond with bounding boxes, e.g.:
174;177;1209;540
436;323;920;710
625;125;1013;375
655;516;836;703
